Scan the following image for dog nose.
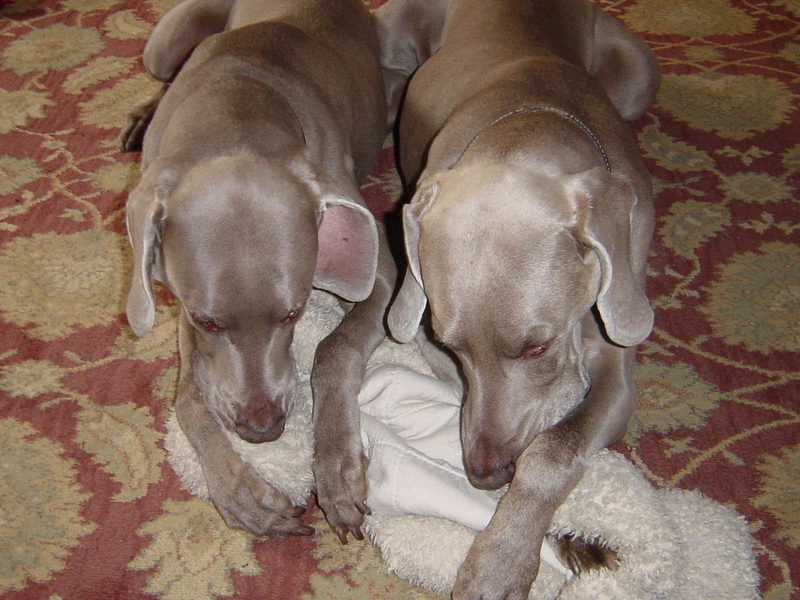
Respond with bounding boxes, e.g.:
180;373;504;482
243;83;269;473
234;402;286;444
465;438;516;490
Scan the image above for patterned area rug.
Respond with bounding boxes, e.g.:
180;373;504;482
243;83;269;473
0;0;797;599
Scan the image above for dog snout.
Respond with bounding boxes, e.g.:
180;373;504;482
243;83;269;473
464;436;516;490
234;399;287;444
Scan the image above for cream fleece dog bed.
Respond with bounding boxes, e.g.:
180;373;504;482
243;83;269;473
165;291;760;600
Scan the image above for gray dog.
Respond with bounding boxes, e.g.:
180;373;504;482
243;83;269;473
124;0;394;540
376;0;659;596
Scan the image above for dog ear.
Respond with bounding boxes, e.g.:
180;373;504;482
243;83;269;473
387;183;438;343
314;197;379;303
125;173;167;339
569;168;653;347
143;0;233;81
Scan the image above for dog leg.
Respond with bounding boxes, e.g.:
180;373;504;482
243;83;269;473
374;0;449;130
142;0;235;81
312;234;396;543
175;374;313;537
453;340;635;598
120;84;167;153
453;425;585;600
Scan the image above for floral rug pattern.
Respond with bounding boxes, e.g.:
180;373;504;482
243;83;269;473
0;0;797;598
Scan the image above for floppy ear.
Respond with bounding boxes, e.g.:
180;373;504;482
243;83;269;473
125;175;167;338
314;197;379;303
569;168;653;347
387;184;438;343
143;0;234;81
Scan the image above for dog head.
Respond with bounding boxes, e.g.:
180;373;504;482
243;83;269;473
388;164;652;488
127;153;378;443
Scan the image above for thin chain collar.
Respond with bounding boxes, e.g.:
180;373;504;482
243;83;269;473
457;106;612;172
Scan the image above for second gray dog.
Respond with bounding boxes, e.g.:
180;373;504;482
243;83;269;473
125;0;393;540
377;0;659;597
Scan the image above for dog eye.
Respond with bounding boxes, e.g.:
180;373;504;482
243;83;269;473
281;309;301;325
521;343;548;358
195;317;224;334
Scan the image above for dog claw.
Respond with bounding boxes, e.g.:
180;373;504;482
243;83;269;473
289;524;315;537
333;522;365;544
335;528;350;545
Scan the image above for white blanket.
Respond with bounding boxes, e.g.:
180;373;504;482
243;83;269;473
358;363;570;580
165;291;760;599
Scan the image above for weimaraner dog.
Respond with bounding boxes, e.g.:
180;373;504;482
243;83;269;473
124;0;395;540
377;0;659;596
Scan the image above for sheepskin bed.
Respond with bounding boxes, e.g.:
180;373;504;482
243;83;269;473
165;291;760;600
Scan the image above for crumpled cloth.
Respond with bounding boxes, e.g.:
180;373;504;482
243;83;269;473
358;363;569;577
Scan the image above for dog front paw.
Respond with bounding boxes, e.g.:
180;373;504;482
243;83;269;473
314;449;369;544
207;462;314;538
453;525;540;600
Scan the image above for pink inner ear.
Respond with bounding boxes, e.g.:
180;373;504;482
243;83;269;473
315;203;377;301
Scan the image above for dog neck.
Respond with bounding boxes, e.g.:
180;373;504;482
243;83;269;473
458;106;612;173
